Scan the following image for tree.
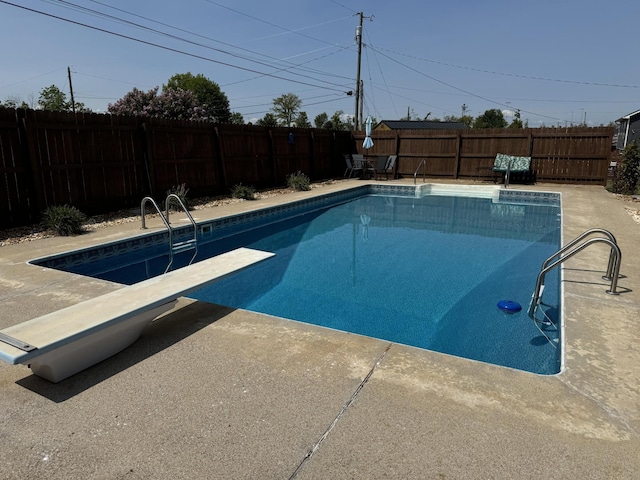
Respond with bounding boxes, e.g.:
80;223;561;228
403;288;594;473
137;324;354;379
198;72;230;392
473;109;508;128
272;93;302;126
508;109;523;129
256;112;278;127
37;85;88;112
313;111;352;130
108;86;209;120
295;111;311;128
229;112;244;125
38;85;69;111
314;112;329;129
1;95;29;109
165;72;230;122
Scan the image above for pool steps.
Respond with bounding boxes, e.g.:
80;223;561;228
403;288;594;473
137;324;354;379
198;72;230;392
0;247;275;383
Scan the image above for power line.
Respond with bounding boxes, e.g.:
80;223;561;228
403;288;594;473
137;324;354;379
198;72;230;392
204;0;347;48
368;45;568;123
376;46;640;90
1;1;349;94
40;0;352;90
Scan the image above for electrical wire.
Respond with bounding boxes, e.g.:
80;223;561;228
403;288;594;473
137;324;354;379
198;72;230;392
38;0;352;89
1;1;350;94
376;46;640;90
369;44;568;123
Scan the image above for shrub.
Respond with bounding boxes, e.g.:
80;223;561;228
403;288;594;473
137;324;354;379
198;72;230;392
231;183;256;200
166;183;190;211
612;142;640;195
287;171;311;191
41;204;87;236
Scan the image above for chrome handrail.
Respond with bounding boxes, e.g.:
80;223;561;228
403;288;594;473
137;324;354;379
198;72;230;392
541;228;618;280
528;236;621;320
413;159;426;185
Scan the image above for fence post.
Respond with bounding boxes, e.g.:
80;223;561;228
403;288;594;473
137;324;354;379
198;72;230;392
454;131;462;178
141;123;157;197
213;126;228;192
309;130;316;180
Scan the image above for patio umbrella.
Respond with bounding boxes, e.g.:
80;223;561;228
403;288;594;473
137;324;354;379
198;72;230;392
362;115;374;149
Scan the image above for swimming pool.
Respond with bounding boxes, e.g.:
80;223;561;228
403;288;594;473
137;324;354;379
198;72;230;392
32;184;562;374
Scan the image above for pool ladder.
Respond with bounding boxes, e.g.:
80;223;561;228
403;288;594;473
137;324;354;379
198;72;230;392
528;228;621;346
140;194;198;273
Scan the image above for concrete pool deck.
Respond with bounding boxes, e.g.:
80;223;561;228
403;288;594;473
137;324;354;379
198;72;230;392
0;180;638;479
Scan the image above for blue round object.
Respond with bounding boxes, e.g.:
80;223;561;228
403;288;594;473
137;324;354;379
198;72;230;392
497;300;522;314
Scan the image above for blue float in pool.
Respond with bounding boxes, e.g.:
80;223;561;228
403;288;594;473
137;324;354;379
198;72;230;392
497;300;522;314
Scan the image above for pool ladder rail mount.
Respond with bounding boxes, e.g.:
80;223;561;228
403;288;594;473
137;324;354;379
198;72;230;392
528;228;622;347
140;194;198;273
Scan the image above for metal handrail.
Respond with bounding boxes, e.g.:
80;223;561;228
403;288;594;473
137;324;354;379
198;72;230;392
413;159;426;184
140;195;199;273
141;196;170;231
541;228;618;280
528;237;622;319
164;194;198;272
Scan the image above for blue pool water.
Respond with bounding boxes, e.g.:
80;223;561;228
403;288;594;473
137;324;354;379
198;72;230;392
33;187;562;374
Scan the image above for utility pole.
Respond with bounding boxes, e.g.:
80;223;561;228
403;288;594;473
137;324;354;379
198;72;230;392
354;12;373;131
67;66;76;114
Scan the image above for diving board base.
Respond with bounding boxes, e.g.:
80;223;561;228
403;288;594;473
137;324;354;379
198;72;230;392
26;302;176;383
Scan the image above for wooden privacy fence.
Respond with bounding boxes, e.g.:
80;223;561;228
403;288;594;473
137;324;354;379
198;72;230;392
352;127;613;184
0;107;614;229
0;108;352;228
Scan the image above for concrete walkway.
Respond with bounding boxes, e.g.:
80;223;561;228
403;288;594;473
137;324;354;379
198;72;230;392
1;180;638;479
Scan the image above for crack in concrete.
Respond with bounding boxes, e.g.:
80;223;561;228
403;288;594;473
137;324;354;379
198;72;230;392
288;343;392;480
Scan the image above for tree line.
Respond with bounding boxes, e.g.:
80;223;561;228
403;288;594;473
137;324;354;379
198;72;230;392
2;71;556;130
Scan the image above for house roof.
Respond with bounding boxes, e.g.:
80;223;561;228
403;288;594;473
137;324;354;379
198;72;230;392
375;120;468;130
616;109;640;122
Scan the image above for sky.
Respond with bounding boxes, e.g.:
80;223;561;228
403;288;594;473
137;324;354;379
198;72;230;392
1;0;639;127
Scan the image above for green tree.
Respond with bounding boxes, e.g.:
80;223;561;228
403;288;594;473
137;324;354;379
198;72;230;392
38;85;69;111
165;72;231;122
256;112;278;127
295;111;311;128
229;112;244;124
508;109;523;129
473;109;508;128
272;93;302;126
37;85;88;112
314;112;329;129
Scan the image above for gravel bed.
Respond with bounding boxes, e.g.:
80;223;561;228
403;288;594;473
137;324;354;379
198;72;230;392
0;181;344;247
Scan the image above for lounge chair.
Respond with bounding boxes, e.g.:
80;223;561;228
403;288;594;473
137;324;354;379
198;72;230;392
375;155;397;180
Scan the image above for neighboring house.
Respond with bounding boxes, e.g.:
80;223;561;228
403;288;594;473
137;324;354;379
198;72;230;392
374;120;469;131
614;109;640;149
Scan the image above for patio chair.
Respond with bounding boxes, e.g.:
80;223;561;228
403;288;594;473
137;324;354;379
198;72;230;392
344;154;362;178
375;155;397;180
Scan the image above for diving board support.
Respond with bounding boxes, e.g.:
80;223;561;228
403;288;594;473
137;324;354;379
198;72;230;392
0;247;275;383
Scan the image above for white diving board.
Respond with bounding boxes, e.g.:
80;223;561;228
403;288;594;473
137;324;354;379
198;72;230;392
0;247;274;383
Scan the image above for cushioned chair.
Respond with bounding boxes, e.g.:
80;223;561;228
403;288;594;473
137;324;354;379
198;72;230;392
492;153;531;187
